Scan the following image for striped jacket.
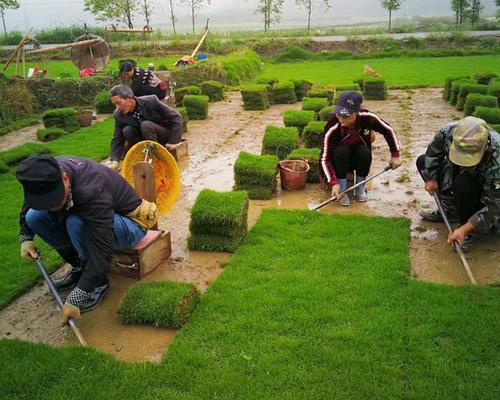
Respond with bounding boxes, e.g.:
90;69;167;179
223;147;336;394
425;122;500;232
319;110;401;186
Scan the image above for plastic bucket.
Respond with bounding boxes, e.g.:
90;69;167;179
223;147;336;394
279;160;310;191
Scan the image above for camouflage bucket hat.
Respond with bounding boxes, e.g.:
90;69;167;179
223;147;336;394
449;116;489;167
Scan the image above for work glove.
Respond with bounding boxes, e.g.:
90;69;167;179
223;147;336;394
127;199;158;229
109;160;122;172
331;184;343;200
21;240;39;261
389;156;402;170
61;287;89;325
60;303;81;325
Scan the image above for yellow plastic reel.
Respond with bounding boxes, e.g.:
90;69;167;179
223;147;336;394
121;141;181;216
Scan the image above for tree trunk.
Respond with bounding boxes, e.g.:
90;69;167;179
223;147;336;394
307;8;311;32
191;5;195;34
126;0;134;29
388;9;392;32
169;0;176;34
1;7;6;36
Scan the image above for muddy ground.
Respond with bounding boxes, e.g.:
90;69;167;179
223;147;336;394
0;88;498;362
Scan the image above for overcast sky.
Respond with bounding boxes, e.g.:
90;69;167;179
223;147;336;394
3;0;498;33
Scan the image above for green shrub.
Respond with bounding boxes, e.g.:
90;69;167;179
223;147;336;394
234;151;278;200
303;121;327;148
262;125;299;160
94;90;115;114
294;79;313;101
287;147;321;183
463;94;498;117
474;72;498;85
319;106;335;121
302;97;328;113
188;189;248;252
488;82;500;102
0;117;40;136
456;84;489;111
176;107;188;132
0;143;52;166
118;280;200;329
271;81;297;104
443;75;470;101
241;84;270;110
274;46;312;63
473;107;500;124
308;86;334;104
363;77;387;100
173;60;227;87
334;90;362;105
36;128;66;142
42;107;79;132
200;80;225;102
283;110;316;134
449;79;474;106
183;95;209;120
175;86;201;107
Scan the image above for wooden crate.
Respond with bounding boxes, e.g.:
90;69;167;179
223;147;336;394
167;139;188;161
110;230;171;279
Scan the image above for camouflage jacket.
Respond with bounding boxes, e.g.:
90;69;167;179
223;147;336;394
425;122;500;232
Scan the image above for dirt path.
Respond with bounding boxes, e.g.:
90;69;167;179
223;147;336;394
0;89;498;362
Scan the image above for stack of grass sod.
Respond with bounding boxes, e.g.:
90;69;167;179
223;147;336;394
303;121;327;148
294;79;313;101
271;81;298;104
362;77;387;100
176;107;189;132
240;84;271;110
463;93;498;117
182;95;209;120
319;105;335;121
42;107;80;133
488;81;500;104
0;143;52;173
188;189;249;252
36;128;66;142
474;72;498;85
308;85;334;104
94;90;115;114
302;97;329;116
283;109;316;135
200;80;225;102
335;83;361;92
261;125;299;160
234;151;278;199
456;83;489;111
443;75;470;101
287;147;321;183
449;79;475;106
474;107;500;131
175;85;201;107
118;280;200;329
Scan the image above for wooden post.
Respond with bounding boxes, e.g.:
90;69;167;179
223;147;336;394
133;162;158;230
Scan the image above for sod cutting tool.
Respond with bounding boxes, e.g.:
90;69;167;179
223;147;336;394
35;257;88;346
313;165;392;211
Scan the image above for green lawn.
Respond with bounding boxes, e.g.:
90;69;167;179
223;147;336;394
0;210;498;399
258;54;500;88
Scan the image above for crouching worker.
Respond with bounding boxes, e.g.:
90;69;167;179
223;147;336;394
109;84;182;170
120;61;168;100
16;155;158;324
319;91;402;206
417;116;500;252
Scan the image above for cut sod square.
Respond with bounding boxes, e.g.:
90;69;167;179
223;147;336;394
175;85;201;107
262;125;299;160
474;72;497;85
42;107;80;133
456;84;489;111
287;147;321;183
302;97;329;114
176;106;189;132
36;128;66;142
256;77;279;86
363;78;387;100
188;234;246;253
335;84;361;92
303;121;327;148
449;79;474;106
308;86;334;104
283;110;316;135
234;151;278;199
463;94;498;117
240;84;271;110
443;75;470;101
118;280;200;329
271;81;298;104
183;95;209;120
319;105;335;121
488;82;500;103
0;143;52;166
200;80;225;102
294;79;313;101
473;107;500;124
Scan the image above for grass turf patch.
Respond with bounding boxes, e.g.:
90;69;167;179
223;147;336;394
234;151;278;199
463;94;498;117
473;106;500;124
221;50;262;85
449;79;475;106
443;75;470;101
176;106;189;132
240;84;271;110
319;105;335;121
488;81;500;103
456;84;489;111
271;81;297;104
303;121;326;148
36;128;66;142
287;147;321;182
0;117;40;136
182;95;209;120
293;79;313;100
307;86;334;103
283;109;316;134
261;125;299;160
200;80;225;102
363;77;387;100
302;97;329;113
175;85;201;107
1;210;498;399
119;280;200;329
42;107;80;133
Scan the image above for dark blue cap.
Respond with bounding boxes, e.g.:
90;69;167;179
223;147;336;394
334;91;363;117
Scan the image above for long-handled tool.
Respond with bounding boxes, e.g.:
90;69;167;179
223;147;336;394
431;192;477;285
34;258;88;346
313;165;392;211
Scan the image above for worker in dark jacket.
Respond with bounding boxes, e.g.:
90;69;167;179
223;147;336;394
109;84;182;170
417;116;500;252
319;91;402;206
16;155;158;323
120;61;167;99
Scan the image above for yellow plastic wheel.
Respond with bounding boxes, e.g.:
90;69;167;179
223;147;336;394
121;141;181;216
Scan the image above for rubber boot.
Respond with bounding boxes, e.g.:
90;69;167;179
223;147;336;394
419;194;459;223
339;178;350;206
355;175;368;202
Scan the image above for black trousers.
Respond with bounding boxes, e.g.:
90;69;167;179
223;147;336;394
123;120;181;153
416;154;483;224
332;144;372;179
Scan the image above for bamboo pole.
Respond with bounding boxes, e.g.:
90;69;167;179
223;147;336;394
26;39;101;55
2;27;32;72
104;27;153;33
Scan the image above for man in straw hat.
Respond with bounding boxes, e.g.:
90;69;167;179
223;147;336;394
16;155;158;324
417;116;500;252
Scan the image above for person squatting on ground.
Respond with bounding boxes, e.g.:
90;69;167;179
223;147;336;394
319;91;402;206
109;84;182;170
16;155;158;324
120;61;168;100
417;116;500;252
